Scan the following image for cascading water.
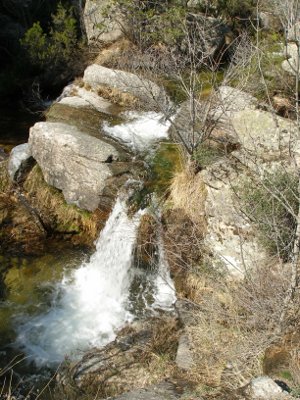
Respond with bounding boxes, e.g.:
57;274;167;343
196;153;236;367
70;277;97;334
16;197;141;366
152;240;176;311
13;109;177;368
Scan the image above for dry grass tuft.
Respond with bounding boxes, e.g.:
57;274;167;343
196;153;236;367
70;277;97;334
0;160;11;193
170;164;207;228
97;85;139;108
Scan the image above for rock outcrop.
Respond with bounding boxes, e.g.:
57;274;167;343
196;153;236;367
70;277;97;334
83;64;169;111
58;317;179;399
242;377;292;400
83;0;124;45
29;122;129;211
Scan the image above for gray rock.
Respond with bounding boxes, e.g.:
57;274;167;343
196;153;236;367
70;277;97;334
83;0;124;44
282;23;300;76
29;122;120;211
169;86;257;152
244;376;292;400
83;64;169;111
181;13;231;60
231;109;298;163
8;143;33;182
111;382;180;400
175;334;194;370
216;86;258;117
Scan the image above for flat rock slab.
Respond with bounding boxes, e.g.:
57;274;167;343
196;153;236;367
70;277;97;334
111;382;180;400
175;334;194;370
83;64;168;111
29;122;120;211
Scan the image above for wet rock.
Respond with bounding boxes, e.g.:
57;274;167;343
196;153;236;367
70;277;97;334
29;122;124;211
59;317;179;399
83;64;169;111
8;143;34;183
23;165;107;247
0;193;46;254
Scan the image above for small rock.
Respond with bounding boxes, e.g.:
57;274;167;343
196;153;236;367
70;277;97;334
8;143;33;182
244;376;292;399
175;333;194;370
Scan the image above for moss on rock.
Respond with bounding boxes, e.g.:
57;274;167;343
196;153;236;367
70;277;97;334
23;165;107;246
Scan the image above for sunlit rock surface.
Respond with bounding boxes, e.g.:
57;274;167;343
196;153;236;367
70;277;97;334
29;122;120;211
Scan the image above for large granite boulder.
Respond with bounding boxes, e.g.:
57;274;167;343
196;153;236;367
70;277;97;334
83;64;169;111
83;0;124;45
231;109;298;164
28;122;129;211
180;13;232;61
169;86;258;152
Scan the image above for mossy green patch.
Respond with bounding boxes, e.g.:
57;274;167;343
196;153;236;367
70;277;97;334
193;142;224;168
131;142;183;208
150;142;183;194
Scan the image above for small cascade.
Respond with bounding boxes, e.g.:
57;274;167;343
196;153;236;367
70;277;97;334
16;197;141;366
152;239;176;311
103;111;171;152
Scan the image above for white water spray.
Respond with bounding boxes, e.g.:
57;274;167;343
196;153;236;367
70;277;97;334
103;111;170;152
153;240;176;311
16;197;141;366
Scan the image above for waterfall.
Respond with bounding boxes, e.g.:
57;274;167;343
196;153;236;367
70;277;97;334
16;197;141;367
153;239;176;311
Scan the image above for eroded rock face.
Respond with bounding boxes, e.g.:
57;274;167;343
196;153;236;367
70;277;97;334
83;64;169;111
202;158;266;277
231;109;298;165
29;122;123;211
83;0;124;45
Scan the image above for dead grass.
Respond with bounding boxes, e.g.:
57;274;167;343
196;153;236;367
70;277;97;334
170;163;207;228
23;165;106;245
174;258;294;396
0;160;11;193
59;317;179;399
97;85;139;108
94;38;135;67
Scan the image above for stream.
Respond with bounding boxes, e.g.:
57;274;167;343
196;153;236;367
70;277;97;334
0;106;176;392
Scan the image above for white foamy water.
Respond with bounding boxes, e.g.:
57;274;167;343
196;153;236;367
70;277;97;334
16;198;141;366
103;111;170;152
153;240;176;310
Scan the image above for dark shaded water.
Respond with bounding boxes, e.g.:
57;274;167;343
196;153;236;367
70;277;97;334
0;107;42;152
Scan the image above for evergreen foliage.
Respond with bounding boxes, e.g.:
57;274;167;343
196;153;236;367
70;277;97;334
21;3;81;72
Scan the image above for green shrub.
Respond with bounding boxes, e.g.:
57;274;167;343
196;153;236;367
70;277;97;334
21;3;84;75
238;170;299;261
